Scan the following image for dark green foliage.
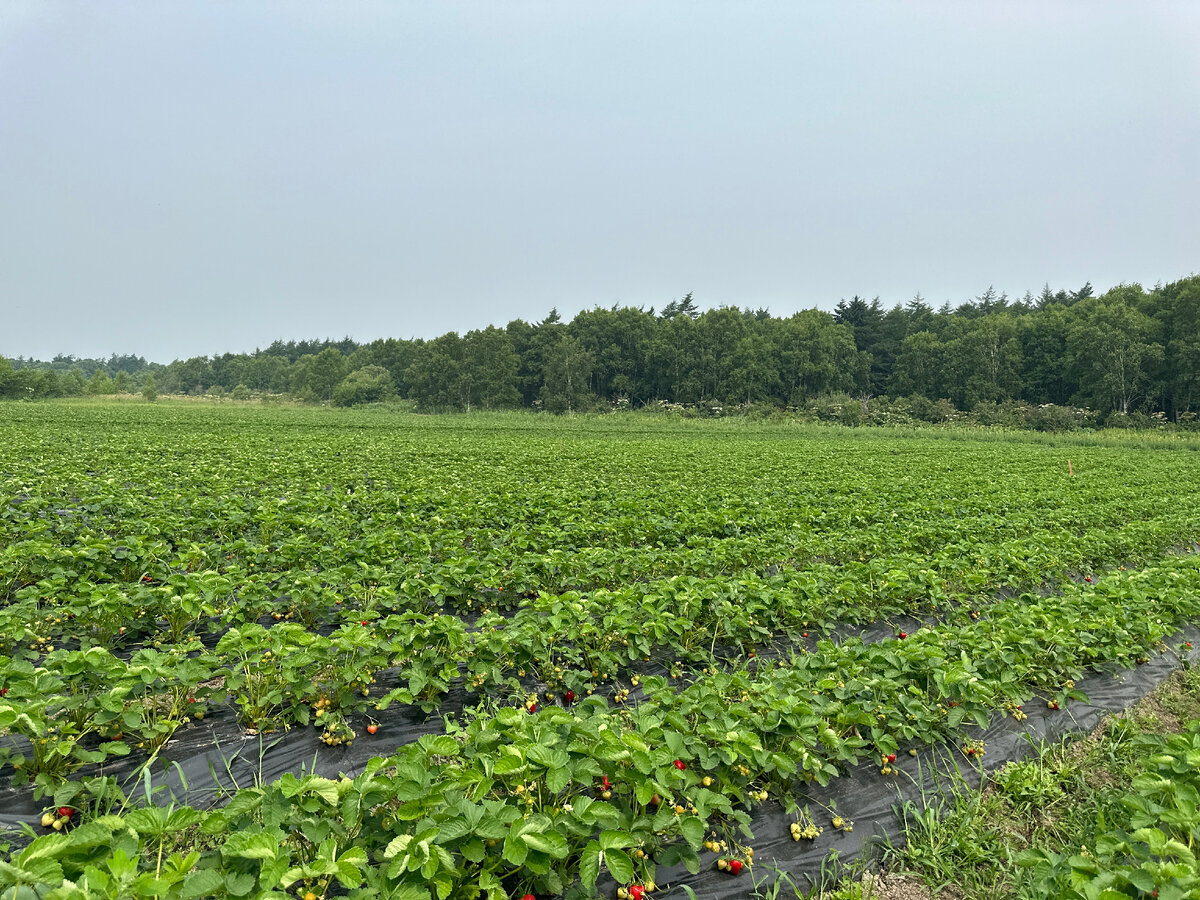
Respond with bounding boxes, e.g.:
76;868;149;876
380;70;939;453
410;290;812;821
332;366;395;407
6;275;1200;422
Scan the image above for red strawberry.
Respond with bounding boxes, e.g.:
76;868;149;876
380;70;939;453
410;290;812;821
1085;576;1092;583
564;690;575;703
898;631;908;639
629;887;645;900
520;895;535;900
674;759;686;770
361;620;369;626
729;859;743;875
886;753;896;763
58;807;73;818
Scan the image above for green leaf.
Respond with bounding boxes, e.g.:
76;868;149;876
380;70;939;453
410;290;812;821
382;834;412;860
335;847;367;888
221;831;278;861
662;731;685;757
478;870;506;900
502;830;528;866
19;833;71;862
420;735;460;757
167;808;203;831
302;776;341;806
179;869;224;899
224;870;257;897
1123;868;1155;893
599;830;632;851
522;830;568;858
493;752;526;776
680;816;705;849
460;838;485;863
126;807;169;836
540;748;571;771
604;848;634;884
436;818;472;843
62;821;115;851
587;802;622;829
631;750;655;774
657;843;701;874
579;843;601;890
432;873;455;900
546;766;570;794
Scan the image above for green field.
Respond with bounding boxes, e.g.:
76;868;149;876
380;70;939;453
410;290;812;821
1;403;1199;899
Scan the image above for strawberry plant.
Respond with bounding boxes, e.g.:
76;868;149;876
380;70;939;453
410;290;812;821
2;405;1200;894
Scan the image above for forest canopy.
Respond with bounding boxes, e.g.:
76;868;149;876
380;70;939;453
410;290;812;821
4;275;1199;426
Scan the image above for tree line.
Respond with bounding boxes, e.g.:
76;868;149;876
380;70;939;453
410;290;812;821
3;275;1198;426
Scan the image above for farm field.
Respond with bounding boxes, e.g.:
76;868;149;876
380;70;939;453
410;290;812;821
1;402;1199;899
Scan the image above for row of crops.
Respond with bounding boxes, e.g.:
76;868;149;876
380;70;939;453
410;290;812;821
1;404;1199;898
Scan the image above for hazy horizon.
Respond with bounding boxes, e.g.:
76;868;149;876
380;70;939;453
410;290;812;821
3;2;1198;363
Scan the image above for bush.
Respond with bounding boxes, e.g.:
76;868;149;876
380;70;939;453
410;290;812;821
970;401;1026;428
864;396;919;426
1024;404;1090;432
333;366;395;407
905;394;934;422
1104;409;1167;430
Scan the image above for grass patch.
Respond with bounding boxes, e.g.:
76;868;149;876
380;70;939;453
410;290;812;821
817;665;1200;899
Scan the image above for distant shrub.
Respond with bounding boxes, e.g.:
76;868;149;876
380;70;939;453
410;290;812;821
1024;404;1089;432
865;396;919;426
928;399;958;423
333;366;395;407
1105;409;1167;430
970;401;1025;428
904;394;935;422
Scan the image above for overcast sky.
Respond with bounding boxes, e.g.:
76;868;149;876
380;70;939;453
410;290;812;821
2;2;1197;363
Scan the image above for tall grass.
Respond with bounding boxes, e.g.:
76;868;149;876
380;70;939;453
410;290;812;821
14;399;1200;451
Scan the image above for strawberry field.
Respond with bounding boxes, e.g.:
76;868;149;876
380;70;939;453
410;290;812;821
1;403;1199;899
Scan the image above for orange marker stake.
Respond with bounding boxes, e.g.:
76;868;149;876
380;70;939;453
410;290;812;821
1068;459;1074;477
